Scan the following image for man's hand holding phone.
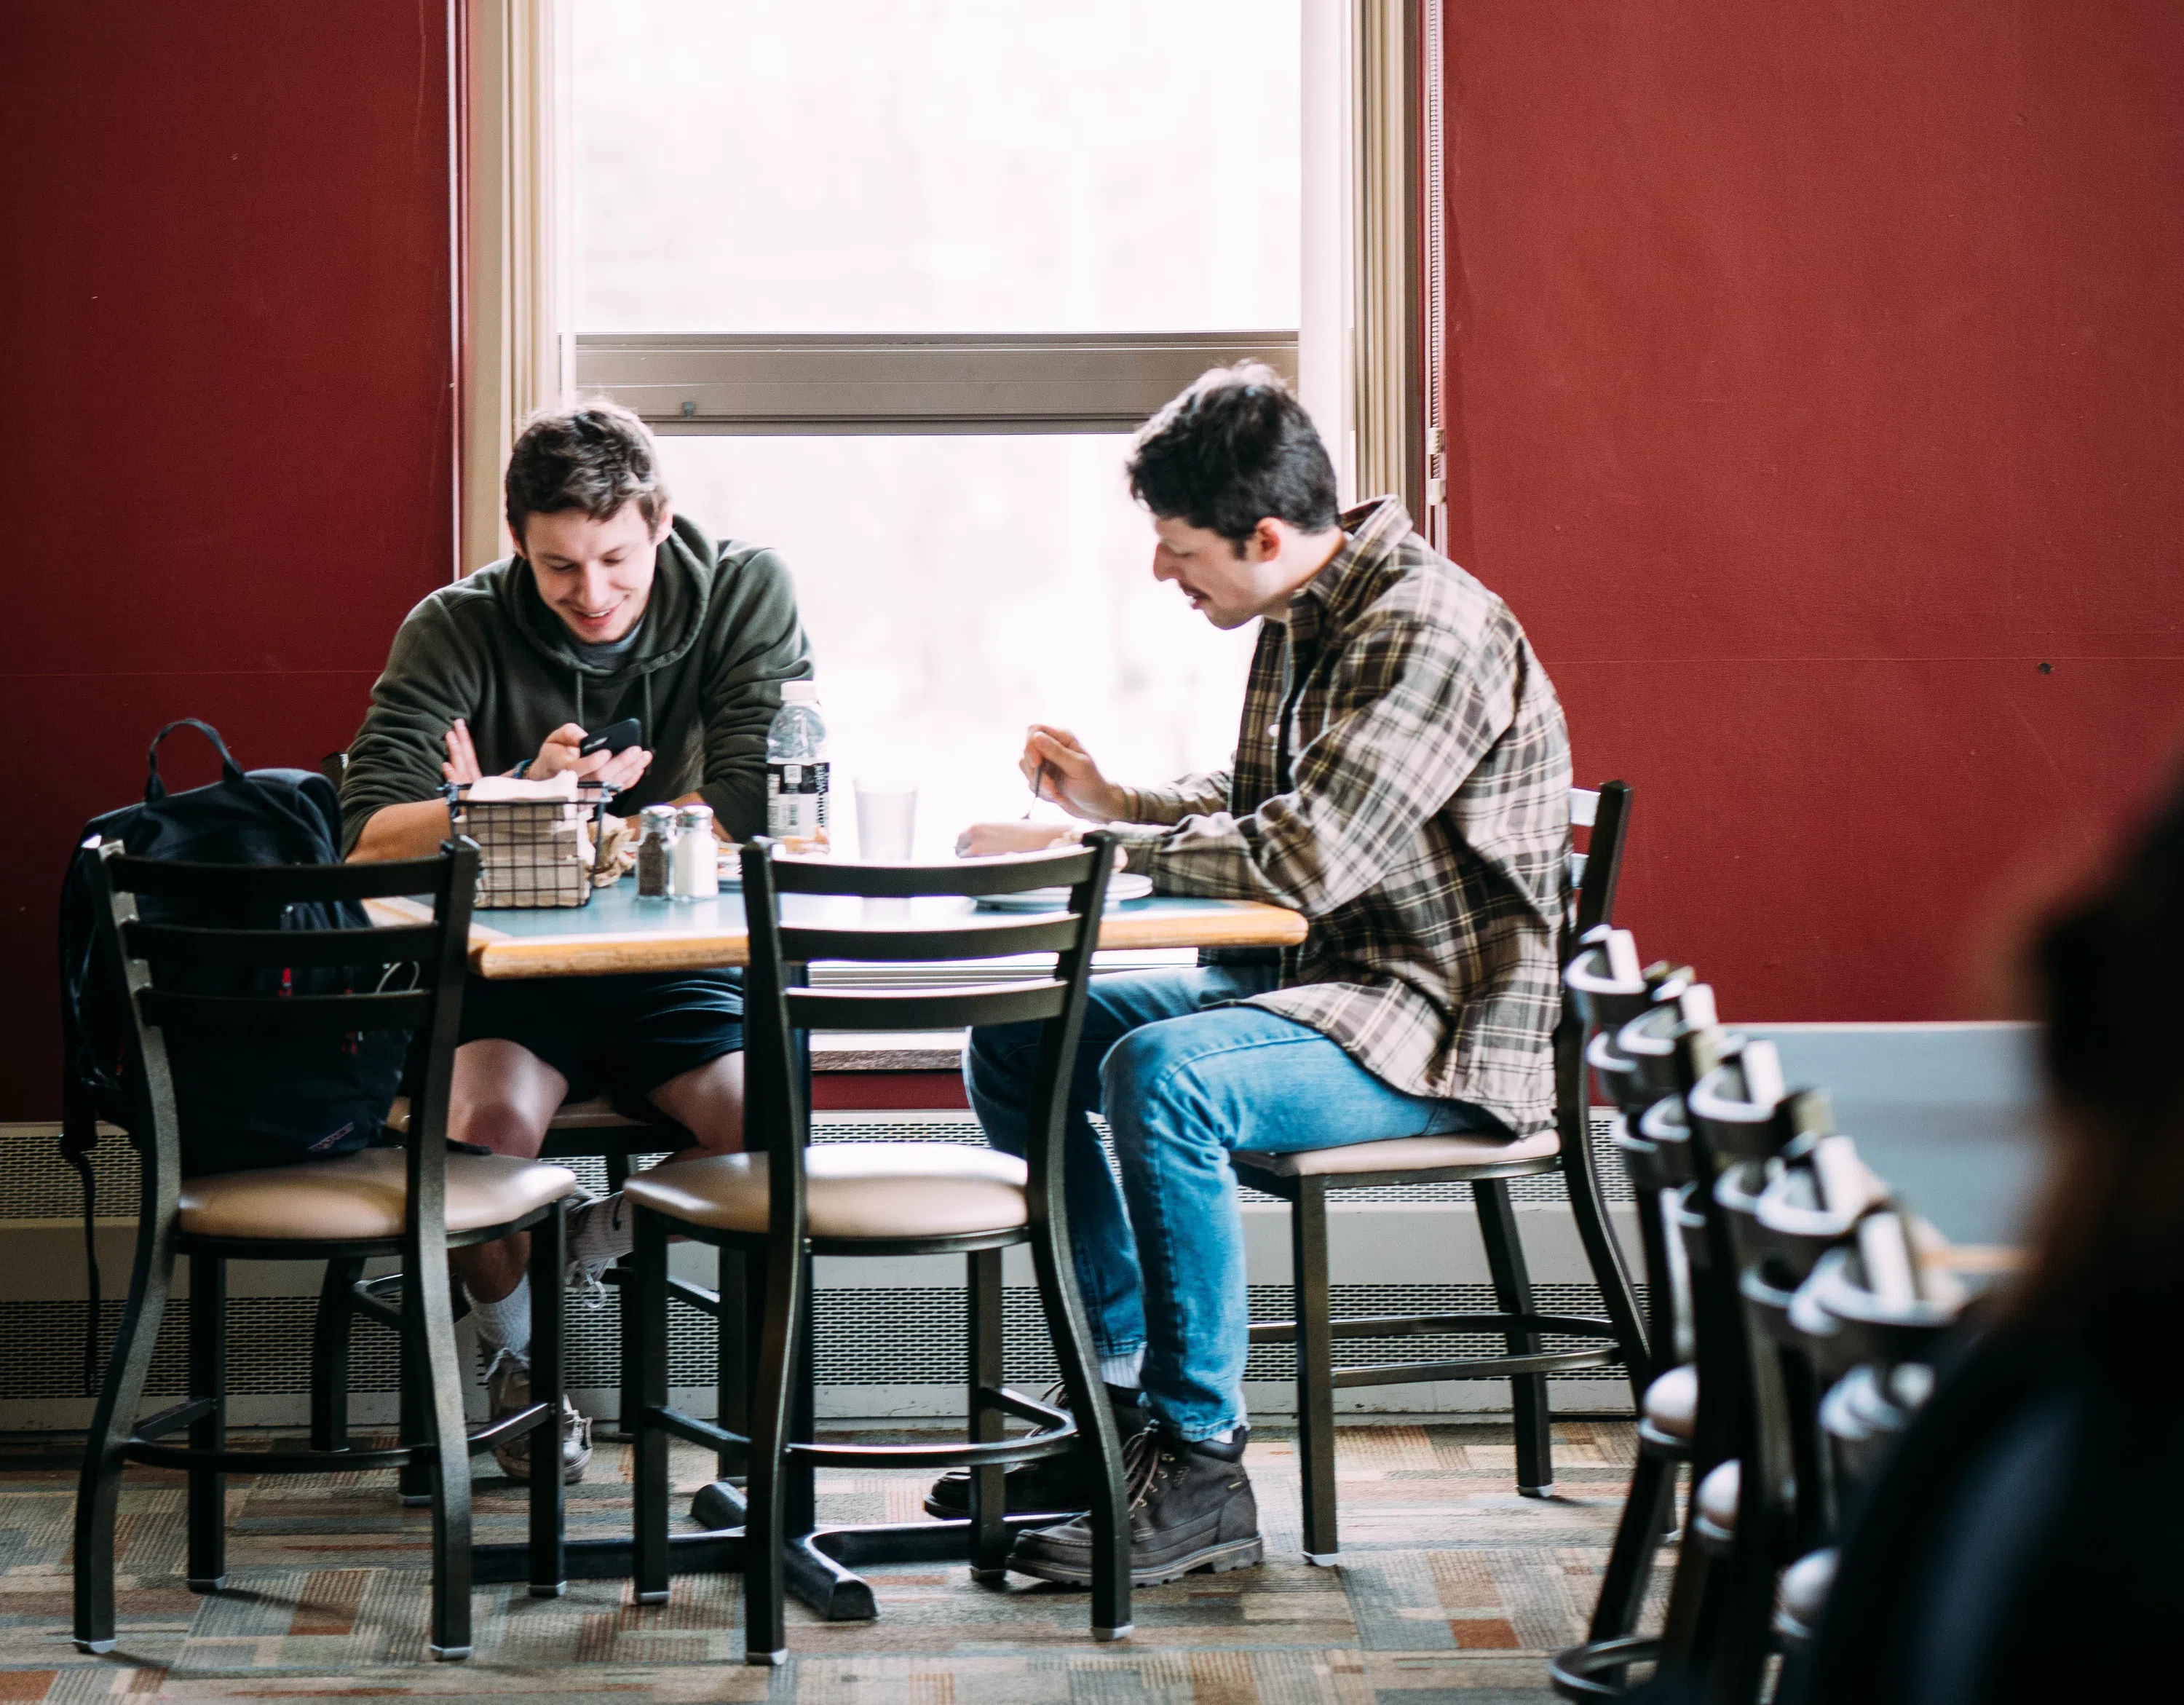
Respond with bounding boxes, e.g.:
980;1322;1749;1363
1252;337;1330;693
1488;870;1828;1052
528;720;652;790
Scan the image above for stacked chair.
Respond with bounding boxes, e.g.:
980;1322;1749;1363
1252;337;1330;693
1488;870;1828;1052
1550;928;1974;1704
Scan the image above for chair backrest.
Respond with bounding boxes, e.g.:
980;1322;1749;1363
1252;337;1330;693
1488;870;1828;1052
90;840;478;1206
1567;781;1632;941
738;836;1115;1241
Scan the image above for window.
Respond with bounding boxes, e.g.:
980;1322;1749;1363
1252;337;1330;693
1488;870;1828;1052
563;0;1304;851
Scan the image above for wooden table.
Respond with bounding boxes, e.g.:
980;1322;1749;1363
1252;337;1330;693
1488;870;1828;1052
387;874;1307;1618
372;877;1308;978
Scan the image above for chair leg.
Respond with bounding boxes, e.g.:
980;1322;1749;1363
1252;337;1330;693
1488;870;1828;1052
1291;1178;1340;1563
396;1291;432;1507
1588;1447;1678;1642
1473;1179;1554;1495
407;1245;474;1658
310;1257;363;1454
743;1234;804;1666
715;1246;748;1481
786;1261;819;1541
73;1230;175;1653
528;1203;568;1598
186;1252;228;1591
1028;1198;1131;1640
966;1248;1008;1581
629;1207;673;1606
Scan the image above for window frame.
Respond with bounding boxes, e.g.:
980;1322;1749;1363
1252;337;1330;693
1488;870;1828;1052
459;0;1431;572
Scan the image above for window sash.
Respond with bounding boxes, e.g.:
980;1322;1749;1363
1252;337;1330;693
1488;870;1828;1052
574;331;1299;437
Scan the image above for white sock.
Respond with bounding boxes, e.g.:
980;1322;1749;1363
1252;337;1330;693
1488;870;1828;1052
469;1274;532;1366
1099;1348;1144;1389
569;1191;634;1272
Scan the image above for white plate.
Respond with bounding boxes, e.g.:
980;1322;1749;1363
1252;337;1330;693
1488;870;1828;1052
974;873;1154;912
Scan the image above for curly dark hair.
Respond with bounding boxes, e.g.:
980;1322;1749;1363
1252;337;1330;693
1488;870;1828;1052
504;400;671;547
1125;363;1340;552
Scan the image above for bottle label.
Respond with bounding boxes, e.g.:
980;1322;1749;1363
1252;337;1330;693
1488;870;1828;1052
767;759;831;841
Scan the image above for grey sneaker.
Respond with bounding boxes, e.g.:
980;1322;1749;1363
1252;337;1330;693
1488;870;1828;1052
562;1190;631;1309
486;1353;591;1485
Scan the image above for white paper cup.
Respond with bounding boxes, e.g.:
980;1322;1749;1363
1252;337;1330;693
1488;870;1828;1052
855;783;918;861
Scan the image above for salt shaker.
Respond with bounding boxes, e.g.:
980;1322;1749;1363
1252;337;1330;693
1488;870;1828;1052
636;804;676;898
671;804;719;899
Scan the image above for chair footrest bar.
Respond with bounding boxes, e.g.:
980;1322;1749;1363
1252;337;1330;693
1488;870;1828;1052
786;1423;1077;1471
465;1400;553;1455
987;1385;1071;1431
651;1406;749;1455
1550;1633;1663;1699
347;1281;401;1332
134;1397;217;1441
1249;1311;1618;1345
666;1274;717;1316
1329;1348;1621;1388
127;1440;427;1474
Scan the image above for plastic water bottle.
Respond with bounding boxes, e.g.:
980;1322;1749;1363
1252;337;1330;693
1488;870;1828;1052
766;680;830;849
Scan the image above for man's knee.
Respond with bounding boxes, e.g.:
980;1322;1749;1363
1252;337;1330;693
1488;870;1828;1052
448;1094;549;1157
1100;1022;1213;1148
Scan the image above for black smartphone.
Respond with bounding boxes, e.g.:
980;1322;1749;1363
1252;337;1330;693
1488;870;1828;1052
579;717;643;759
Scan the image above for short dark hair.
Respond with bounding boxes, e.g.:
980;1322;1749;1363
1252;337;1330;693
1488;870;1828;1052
1125;363;1340;552
504;400;671;547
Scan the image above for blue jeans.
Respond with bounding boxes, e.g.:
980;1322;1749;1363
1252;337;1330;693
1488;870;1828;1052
965;966;1505;1441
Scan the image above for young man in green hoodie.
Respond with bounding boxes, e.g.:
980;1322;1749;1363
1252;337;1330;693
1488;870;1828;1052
344;402;813;1481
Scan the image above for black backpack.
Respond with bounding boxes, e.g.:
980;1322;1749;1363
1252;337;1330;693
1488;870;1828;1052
59;721;412;1383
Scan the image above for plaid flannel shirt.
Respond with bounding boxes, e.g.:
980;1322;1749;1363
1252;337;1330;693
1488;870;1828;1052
1110;497;1572;1134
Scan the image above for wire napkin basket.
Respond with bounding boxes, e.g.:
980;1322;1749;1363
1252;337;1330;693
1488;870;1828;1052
446;780;617;908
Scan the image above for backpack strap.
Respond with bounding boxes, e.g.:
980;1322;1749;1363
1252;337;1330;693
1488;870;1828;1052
145;719;246;801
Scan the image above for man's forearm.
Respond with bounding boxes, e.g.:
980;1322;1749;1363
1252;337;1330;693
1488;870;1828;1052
347;799;454;863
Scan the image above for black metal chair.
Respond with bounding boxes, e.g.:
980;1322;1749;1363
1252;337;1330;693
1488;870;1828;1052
313;747;676;1472
1236;782;1647;1562
71;839;578;1661
1551;976;1728;1700
618;836;1132;1664
1552;944;1702;1689
1748;1134;1892;1654
1682;1048;1841;1705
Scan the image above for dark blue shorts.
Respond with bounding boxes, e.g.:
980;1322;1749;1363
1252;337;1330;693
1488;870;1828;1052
455;969;745;1112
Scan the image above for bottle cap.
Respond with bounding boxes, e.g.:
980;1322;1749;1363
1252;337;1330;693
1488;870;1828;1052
781;680;819;704
676;804;714;829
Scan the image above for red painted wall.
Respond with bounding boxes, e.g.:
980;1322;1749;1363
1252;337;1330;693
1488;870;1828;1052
1441;2;2184;1018
1;3;453;1117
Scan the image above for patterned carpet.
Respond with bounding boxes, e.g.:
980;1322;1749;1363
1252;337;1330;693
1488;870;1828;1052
0;1420;1657;1701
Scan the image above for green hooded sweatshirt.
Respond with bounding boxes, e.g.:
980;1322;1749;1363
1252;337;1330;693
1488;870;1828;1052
339;514;812;852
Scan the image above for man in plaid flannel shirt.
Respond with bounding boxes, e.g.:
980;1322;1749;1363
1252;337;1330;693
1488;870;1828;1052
941;365;1573;1589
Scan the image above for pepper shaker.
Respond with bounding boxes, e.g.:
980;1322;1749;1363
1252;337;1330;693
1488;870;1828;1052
636;804;677;898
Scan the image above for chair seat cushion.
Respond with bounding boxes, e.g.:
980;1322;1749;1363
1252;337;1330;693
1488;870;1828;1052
1232;1128;1560;1179
1696;1459;1740;1532
178;1149;578;1243
386;1093;648;1133
1642;1364;1699;1439
625;1143;1029;1239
